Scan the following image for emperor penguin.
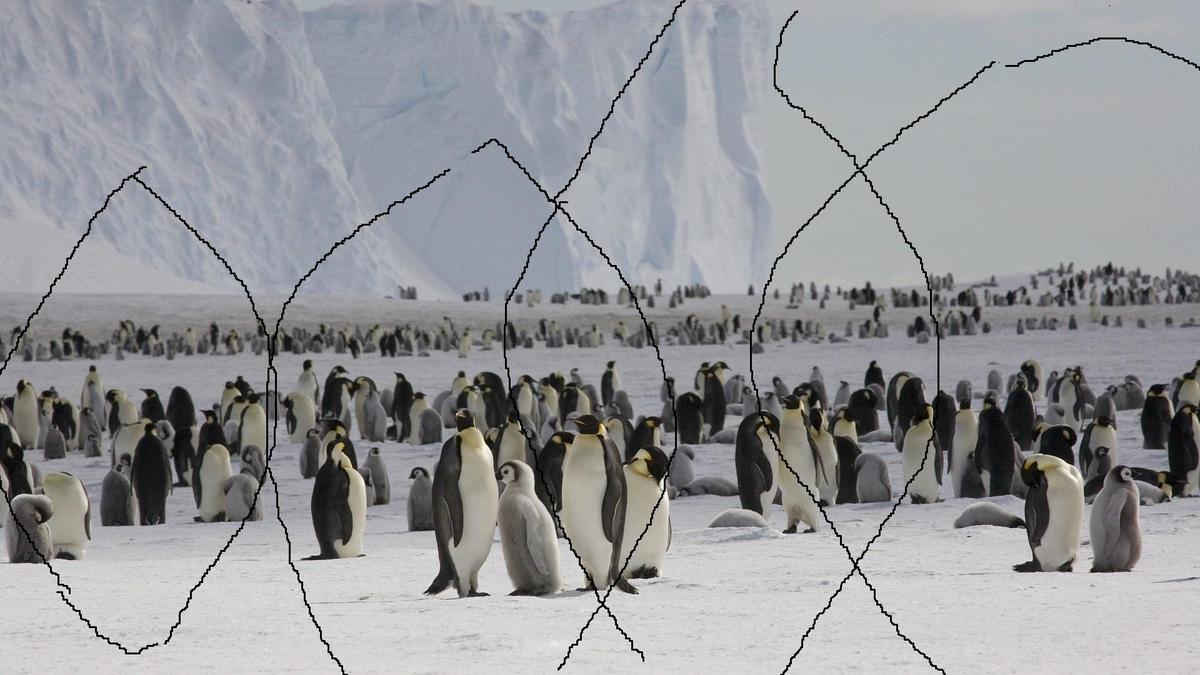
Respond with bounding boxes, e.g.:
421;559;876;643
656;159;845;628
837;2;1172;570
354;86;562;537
1057;368;1085;432
299;428;321;479
1178;372;1200;408
352;376;374;440
496;459;562;595
560;415;637;594
425;410;500;596
223;473;262;522
80;365;105;432
1015;454;1084;572
308;440;367;559
808;406;840;506
1005;376;1037;452
237;394;267;458
196;444;233;522
674;392;705;445
1080;417;1118;477
1167;405;1199;497
1089;465;1142;572
450;371;470;398
902;404;943;504
831;409;862;504
735;412;778;516
409;393;432;442
361;388;388;443
701;368;727;436
533;431;571;516
777;395;821;534
285;392;317;444
5;494;53;563
601;361;621;408
41;472;91;560
361;447;391;506
846;388;879;435
951;401;984;498
297;360;320;406
627;416;663;462
100;460;135;526
620;446;671;579
854;453;892;503
130;423;171;525
407;467;434;531
885;371;913;432
1140;384;1173;450
13;380;39;449
893;377;927;452
494;411;531;470
975;395;1014;496
1020;359;1044;401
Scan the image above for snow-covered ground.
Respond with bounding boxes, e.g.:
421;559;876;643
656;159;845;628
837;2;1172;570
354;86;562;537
2;294;1199;674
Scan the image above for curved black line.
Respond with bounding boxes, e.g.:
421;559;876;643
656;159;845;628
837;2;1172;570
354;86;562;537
1006;36;1200;70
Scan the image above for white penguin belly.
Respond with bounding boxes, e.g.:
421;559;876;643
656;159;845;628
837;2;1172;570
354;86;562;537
498;431;526;468
241;409;267;452
561;452;613;585
621;471;669;575
44;487;89;558
1036;497;1082;570
199;450;233;521
448;450;498;577
903;430;940;502
778;425;820;531
333;468;368;557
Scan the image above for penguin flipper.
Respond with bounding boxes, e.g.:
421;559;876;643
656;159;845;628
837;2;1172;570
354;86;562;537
1025;480;1049;548
600;438;624;547
516;498;552;578
335;471;353;545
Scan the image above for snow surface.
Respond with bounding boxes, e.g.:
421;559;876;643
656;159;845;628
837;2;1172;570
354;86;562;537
0;0;771;298
1;293;1198;674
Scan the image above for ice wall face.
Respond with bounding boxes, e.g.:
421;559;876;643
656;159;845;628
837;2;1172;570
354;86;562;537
0;0;771;297
304;0;772;294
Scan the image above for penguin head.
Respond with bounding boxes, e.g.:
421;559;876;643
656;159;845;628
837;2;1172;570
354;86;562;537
1156;472;1175;499
958;399;971;410
643;416;660;429
141;389;157;398
913;404;934;425
1095;415;1113;427
409;466;428;480
202;409;216;422
1108;465;1134;485
496;460;531;485
781;394;802;410
571;414;602;435
1095;446;1109;459
506;410;520;424
453;409;476;432
626;447;669;482
143;422;156;434
606;361;615;369
1148;384;1168;397
16;380;27;394
303;360;313;371
325;440;346;463
982;394;998;410
1185;372;1197;382
414;392;425;400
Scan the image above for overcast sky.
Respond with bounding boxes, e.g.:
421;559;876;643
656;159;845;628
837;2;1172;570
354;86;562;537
298;0;1200;288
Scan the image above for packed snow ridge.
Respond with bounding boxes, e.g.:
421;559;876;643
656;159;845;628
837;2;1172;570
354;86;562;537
0;0;772;299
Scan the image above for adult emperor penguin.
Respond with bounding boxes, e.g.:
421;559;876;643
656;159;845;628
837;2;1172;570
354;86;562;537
1080;416;1118;478
778;395;822;534
674;392;705;445
864;360;885;391
975;395;1014;496
627;416;663;462
285;392;317;444
13;380;38;449
1141;384;1173;450
1020;359;1044;402
130;423;171;526
832;409;862;504
1167;405;1199;497
5;494;53;564
237;394;267;459
408;392;432;443
701;368;727;436
1005;376;1037;452
620;446;671;579
885;371;913;432
893;376;927;452
80;365;105;432
1014;454;1084;572
533;431;571;515
41;472;90;559
735;412;778;516
496;459;562;595
846;388;879;435
195;444;233;522
1178;372;1200;408
560;415;637;593
493;411;531;471
1089;465;1142;573
1038;424;1079;467
809;406;839;506
426;410;500;597
297;360;320;408
601;361;621;408
309;440;367;559
951;401;984;498
1057;368;1085;432
392;373;414;442
902;404;943;504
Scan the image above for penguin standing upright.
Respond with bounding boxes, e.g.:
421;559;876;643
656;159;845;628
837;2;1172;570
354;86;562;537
533;431;571;516
1167;405;1199;497
701;368;727;437
237;394;267;457
951;401;984;498
674;393;705;445
601;361;620;408
425;410;500;597
392;373;414;442
975;396;1014;496
100;460;135;526
1020;359;1044;401
309;440;367;559
559;415;636;594
297;360;320;407
627;416;663;461
620;446;671;579
735;412;778;515
284;392;317;444
1178;372;1200;408
1089;465;1142;573
1141;384;1173;450
777;395;821;534
196;444;233;522
13;380;38;449
902;405;943;504
893;377;927;452
1005;376;1036;452
496;459;562;595
1015;454;1084;572
885;372;913;433
41;472;91;560
808;407;839;506
1079;417;1117;477
846;388;879;435
1058;369;1085;432
130;423;171;526
831;409;862;504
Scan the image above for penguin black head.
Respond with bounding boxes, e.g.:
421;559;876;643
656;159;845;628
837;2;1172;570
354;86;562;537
606;361;615;369
1095;446;1110;459
325;440;346;464
958;399;971;410
550;431;575;446
1095;415;1113;427
143;422;156;434
507;410;520;424
88;365;97;373
626;446;669;482
370;447;381;457
982;394;998;409
454;409;476;432
781;394;802;410
1148;384;1167;397
303;359;313;370
457;371;466;378
643;416;661;429
202;409;217;422
913;404;933;425
414;392;425;400
1020;456;1046;488
1185;372;1197;382
497;460;530;484
247;392;261;404
572;414;602;435
142;389;157;398
410;466;428;479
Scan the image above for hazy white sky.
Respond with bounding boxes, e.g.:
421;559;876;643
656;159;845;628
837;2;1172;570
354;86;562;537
298;0;1200;288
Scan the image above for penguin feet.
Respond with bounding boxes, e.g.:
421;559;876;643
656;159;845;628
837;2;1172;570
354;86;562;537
1055;559;1074;572
783;525;797;534
1012;560;1041;573
54;551;77;561
509;589;532;596
466;591;490;598
615;578;639;595
172;480;188;488
629;566;659;579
